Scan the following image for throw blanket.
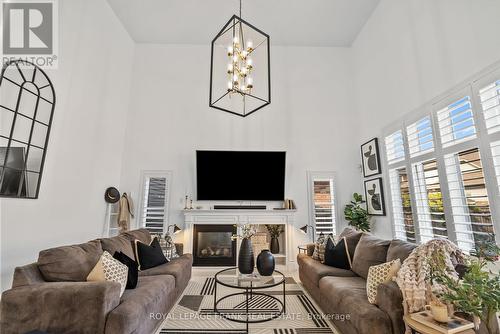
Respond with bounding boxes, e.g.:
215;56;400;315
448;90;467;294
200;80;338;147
395;238;465;331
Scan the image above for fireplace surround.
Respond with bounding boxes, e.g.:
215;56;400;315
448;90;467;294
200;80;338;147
192;224;236;266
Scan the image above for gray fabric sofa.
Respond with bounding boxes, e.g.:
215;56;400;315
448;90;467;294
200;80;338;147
0;229;193;334
298;227;416;334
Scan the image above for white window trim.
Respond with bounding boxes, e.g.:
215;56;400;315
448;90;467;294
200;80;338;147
306;171;339;239
138;170;173;234
381;61;500;247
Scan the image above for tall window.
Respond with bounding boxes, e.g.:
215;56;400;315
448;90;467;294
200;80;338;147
389;168;415;242
308;172;337;237
412;160;447;243
139;171;172;234
383;66;500;251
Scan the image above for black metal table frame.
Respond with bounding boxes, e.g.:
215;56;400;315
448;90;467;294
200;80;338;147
213;267;286;333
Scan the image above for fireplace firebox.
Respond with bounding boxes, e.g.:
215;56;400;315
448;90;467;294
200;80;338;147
193;224;236;266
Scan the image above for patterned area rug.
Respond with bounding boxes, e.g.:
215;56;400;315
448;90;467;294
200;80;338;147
156;275;339;334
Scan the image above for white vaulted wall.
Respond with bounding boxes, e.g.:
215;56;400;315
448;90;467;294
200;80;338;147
118;44;361;247
0;0;135;290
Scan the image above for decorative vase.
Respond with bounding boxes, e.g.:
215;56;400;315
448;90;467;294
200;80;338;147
270;237;279;254
238;237;254;274
256;250;275;276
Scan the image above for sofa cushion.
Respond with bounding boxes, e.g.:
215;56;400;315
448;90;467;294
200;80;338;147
99;235;135;260
139;254;193;288
105;275;176;334
387;239;417;263
351;234;391;279
38;240;103;282
121;229;151;245
338;227;363;262
319;276;392;334
297;253;356;287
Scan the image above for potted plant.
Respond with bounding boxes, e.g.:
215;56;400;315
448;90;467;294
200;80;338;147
434;237;500;334
344;193;371;232
233;224;257;274
265;224;284;254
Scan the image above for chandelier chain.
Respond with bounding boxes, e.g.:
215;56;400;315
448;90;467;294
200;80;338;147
239;0;242;18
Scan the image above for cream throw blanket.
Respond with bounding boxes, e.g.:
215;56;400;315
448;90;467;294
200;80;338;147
395;238;465;332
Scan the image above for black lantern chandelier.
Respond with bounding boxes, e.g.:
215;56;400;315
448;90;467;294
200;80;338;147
209;0;271;117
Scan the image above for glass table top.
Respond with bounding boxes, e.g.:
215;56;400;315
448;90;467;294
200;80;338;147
214;267;285;289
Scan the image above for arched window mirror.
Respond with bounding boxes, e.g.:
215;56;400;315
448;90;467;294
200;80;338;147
0;60;56;199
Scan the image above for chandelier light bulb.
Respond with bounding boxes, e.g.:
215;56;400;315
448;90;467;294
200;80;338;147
247;77;253;87
233;36;239;45
227;46;233;56
227;81;233;91
227;64;233;73
247;40;253;51
246;58;253;69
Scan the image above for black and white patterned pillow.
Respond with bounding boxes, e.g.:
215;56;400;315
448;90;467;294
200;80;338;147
87;251;128;296
312;234;325;261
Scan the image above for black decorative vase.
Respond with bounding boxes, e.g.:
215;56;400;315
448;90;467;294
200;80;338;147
238;238;255;274
256;250;275;276
270;237;279;254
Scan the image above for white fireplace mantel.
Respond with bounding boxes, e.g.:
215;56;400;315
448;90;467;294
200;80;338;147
182;209;297;269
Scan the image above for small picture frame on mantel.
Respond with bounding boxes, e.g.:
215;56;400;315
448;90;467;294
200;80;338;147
361;138;382;177
364;177;386;216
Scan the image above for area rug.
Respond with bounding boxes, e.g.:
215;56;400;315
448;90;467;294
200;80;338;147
156;275;339;334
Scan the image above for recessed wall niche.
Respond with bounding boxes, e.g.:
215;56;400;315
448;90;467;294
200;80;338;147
0;60;56;199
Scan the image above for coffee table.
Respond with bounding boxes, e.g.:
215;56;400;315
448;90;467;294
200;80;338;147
213;267;286;333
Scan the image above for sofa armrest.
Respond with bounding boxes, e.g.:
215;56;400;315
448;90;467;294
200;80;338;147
0;281;121;334
376;280;405;334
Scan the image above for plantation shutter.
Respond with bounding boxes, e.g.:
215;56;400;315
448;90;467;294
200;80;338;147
492;141;500;193
407;116;434;157
437;96;477;148
140;172;171;234
412;159;447;243
389;168;416;242
311;177;336;236
478;80;500;134
444;148;495;252
385;130;406;164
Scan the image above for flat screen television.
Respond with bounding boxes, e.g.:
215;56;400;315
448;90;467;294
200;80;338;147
196;151;286;201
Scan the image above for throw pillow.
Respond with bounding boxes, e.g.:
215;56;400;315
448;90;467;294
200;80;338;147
366;259;401;304
113;251;138;289
312;233;325;261
135;237;168;270
323;237;352;269
87;251;128;296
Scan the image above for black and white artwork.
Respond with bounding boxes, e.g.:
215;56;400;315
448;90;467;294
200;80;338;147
361;138;381;177
364;177;386;216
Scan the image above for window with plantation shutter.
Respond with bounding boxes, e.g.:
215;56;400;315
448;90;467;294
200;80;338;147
389;168;416;242
437;96;477;147
139;171;172;234
385;130;405;164
407;116;434;157
444;148;495;252
479;80;500;134
412;159;447;243
308;172;336;237
492;141;500;193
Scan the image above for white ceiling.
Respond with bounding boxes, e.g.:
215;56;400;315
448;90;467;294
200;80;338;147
106;0;380;47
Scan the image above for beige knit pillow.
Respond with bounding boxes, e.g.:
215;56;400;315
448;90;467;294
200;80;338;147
312;234;325;260
87;251;128;296
366;259;401;304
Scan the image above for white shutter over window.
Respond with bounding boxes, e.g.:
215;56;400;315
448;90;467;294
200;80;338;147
479;80;500;134
385;130;405;164
437;96;477;147
389;168;416;242
308;173;337;237
407;116;434;157
140;172;171;234
491;141;500;193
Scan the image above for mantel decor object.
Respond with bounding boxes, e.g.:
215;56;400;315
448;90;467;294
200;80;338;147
209;0;270;117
